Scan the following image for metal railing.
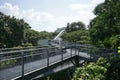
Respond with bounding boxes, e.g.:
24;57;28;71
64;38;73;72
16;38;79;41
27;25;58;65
0;43;117;80
0;46;44;52
0;46;74;80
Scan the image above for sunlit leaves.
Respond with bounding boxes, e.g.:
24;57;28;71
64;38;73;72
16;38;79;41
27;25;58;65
72;55;120;80
72;63;107;80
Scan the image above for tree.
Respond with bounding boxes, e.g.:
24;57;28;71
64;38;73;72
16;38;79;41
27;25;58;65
72;55;120;80
66;23;70;32
61;21;89;44
89;0;120;48
72;63;107;80
24;29;40;46
61;30;89;44
39;31;52;40
0;12;29;47
0;12;55;47
66;21;86;32
96;55;120;80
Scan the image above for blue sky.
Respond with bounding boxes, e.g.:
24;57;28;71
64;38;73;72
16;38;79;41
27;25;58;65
0;0;104;32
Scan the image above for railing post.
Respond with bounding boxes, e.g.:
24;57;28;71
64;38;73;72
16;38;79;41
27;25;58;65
21;51;24;80
75;46;77;56
61;48;63;61
47;48;49;66
70;48;72;57
55;47;57;55
77;47;79;56
59;40;63;61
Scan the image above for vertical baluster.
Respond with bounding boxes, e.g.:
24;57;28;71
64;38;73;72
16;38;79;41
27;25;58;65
47;48;49;66
21;51;24;80
77;46;79;56
61;49;63;61
70;48;72;57
59;40;63;61
75;46;76;56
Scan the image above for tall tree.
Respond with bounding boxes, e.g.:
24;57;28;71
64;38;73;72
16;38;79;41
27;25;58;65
25;29;40;46
89;0;120;48
66;21;86;32
62;21;89;44
0;12;29;47
61;30;89;44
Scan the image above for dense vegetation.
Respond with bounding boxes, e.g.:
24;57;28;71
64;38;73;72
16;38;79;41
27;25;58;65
61;21;89;44
40;68;74;80
72;0;120;80
25;30;53;46
0;12;89;47
0;12;55;48
66;22;86;33
0;12;28;47
72;55;120;80
89;0;120;49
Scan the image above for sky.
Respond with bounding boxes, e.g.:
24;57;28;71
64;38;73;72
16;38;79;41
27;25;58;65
0;0;104;32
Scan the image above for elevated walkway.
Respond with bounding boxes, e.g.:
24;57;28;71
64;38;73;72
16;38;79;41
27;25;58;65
0;43;116;80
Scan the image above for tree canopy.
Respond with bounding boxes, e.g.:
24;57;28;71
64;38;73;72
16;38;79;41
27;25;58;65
72;55;120;80
61;21;89;44
0;12;30;48
0;12;55;47
66;21;86;32
72;0;120;79
89;0;120;48
61;30;89;44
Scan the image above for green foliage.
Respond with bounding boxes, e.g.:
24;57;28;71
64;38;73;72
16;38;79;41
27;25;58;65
0;12;30;48
66;21;86;32
89;0;120;48
61;30;89;44
0;59;16;69
50;32;58;39
0;12;54;47
41;68;74;80
96;55;120;80
23;42;33;47
24;29;56;46
61;21;89;44
39;31;53;40
72;63;107;80
24;29;40;46
72;55;120;80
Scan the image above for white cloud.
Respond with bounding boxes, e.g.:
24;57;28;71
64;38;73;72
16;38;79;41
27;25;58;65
92;0;105;4
69;3;90;10
0;3;19;17
21;9;54;23
21;9;55;31
69;0;105;26
69;3;95;26
0;3;55;32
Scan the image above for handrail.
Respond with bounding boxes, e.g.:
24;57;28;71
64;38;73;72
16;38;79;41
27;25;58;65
0;47;55;55
0;46;50;52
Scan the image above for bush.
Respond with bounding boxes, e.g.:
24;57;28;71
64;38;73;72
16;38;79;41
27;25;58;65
72;55;120;80
72;63;107;80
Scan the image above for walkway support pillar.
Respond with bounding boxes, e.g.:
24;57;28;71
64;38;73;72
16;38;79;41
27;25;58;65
74;56;79;67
